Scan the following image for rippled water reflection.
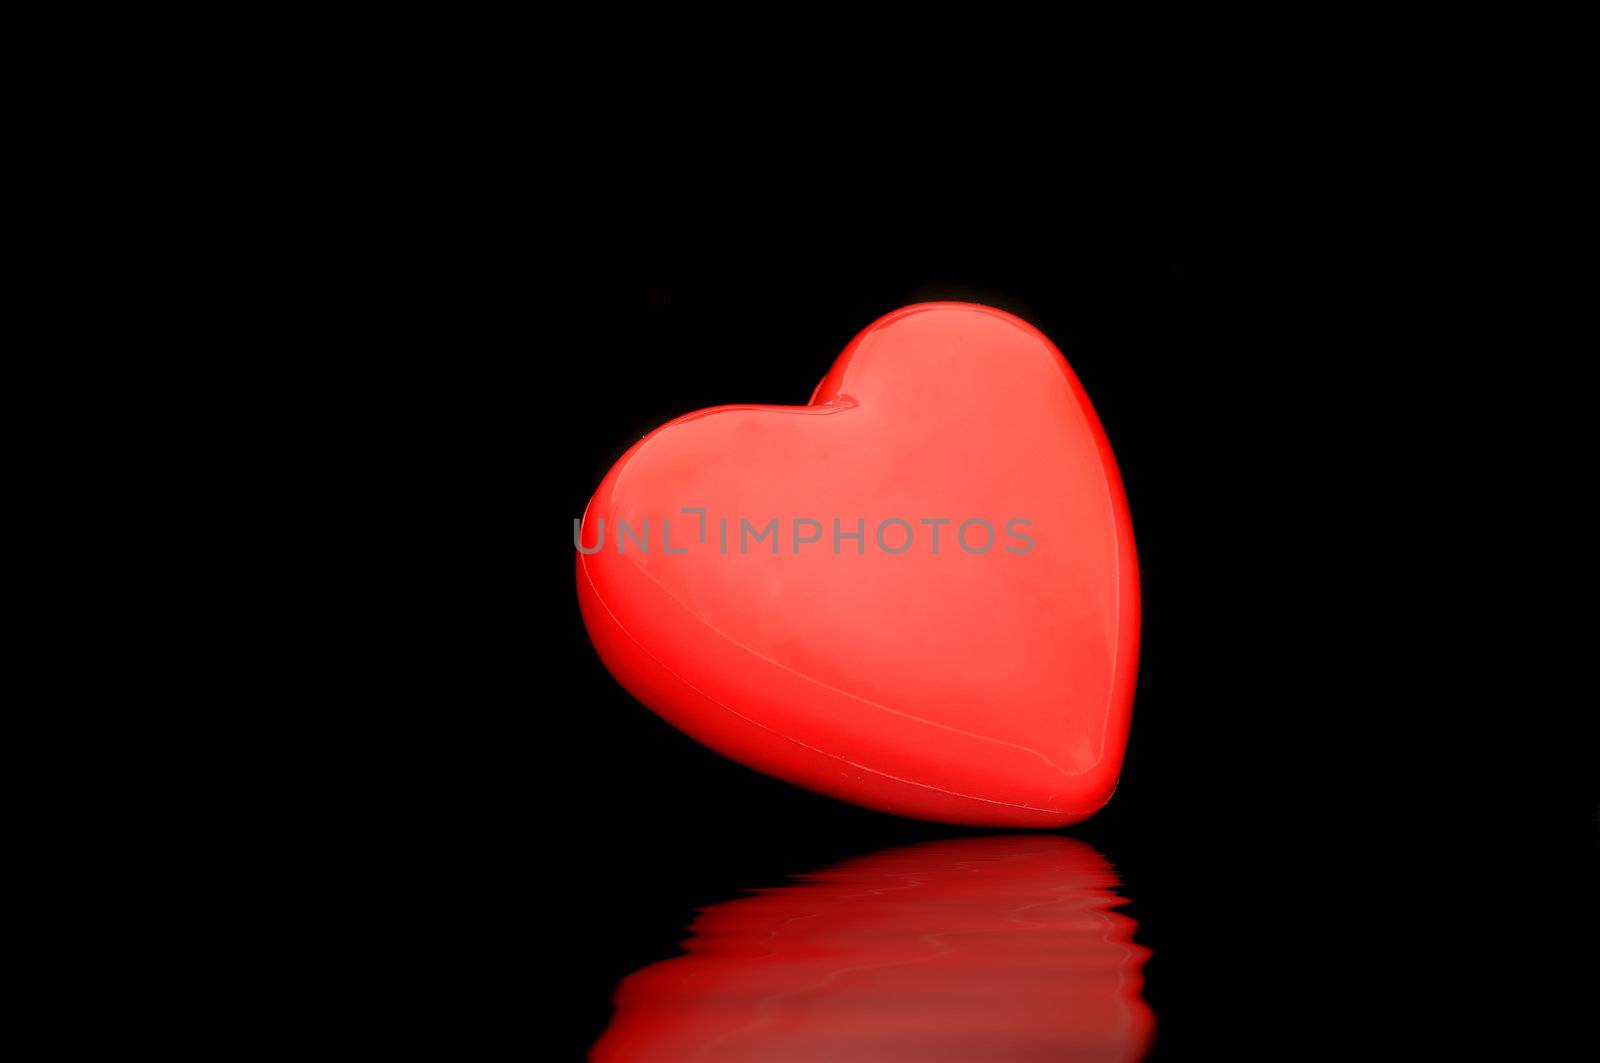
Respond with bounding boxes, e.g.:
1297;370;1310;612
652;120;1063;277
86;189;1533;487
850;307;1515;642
592;834;1152;1061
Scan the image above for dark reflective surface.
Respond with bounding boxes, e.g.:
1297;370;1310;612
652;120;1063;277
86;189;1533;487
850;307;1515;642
591;835;1152;1061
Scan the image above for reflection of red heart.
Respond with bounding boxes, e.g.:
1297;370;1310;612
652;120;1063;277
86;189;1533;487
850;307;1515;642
591;835;1152;1061
577;303;1139;827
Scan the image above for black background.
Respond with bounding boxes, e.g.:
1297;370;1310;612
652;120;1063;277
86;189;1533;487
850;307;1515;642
352;208;1593;1058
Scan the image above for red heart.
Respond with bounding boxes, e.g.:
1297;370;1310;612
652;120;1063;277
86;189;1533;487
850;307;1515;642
576;303;1139;827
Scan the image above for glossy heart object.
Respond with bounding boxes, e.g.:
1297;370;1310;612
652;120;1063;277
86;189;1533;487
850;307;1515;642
576;303;1139;827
